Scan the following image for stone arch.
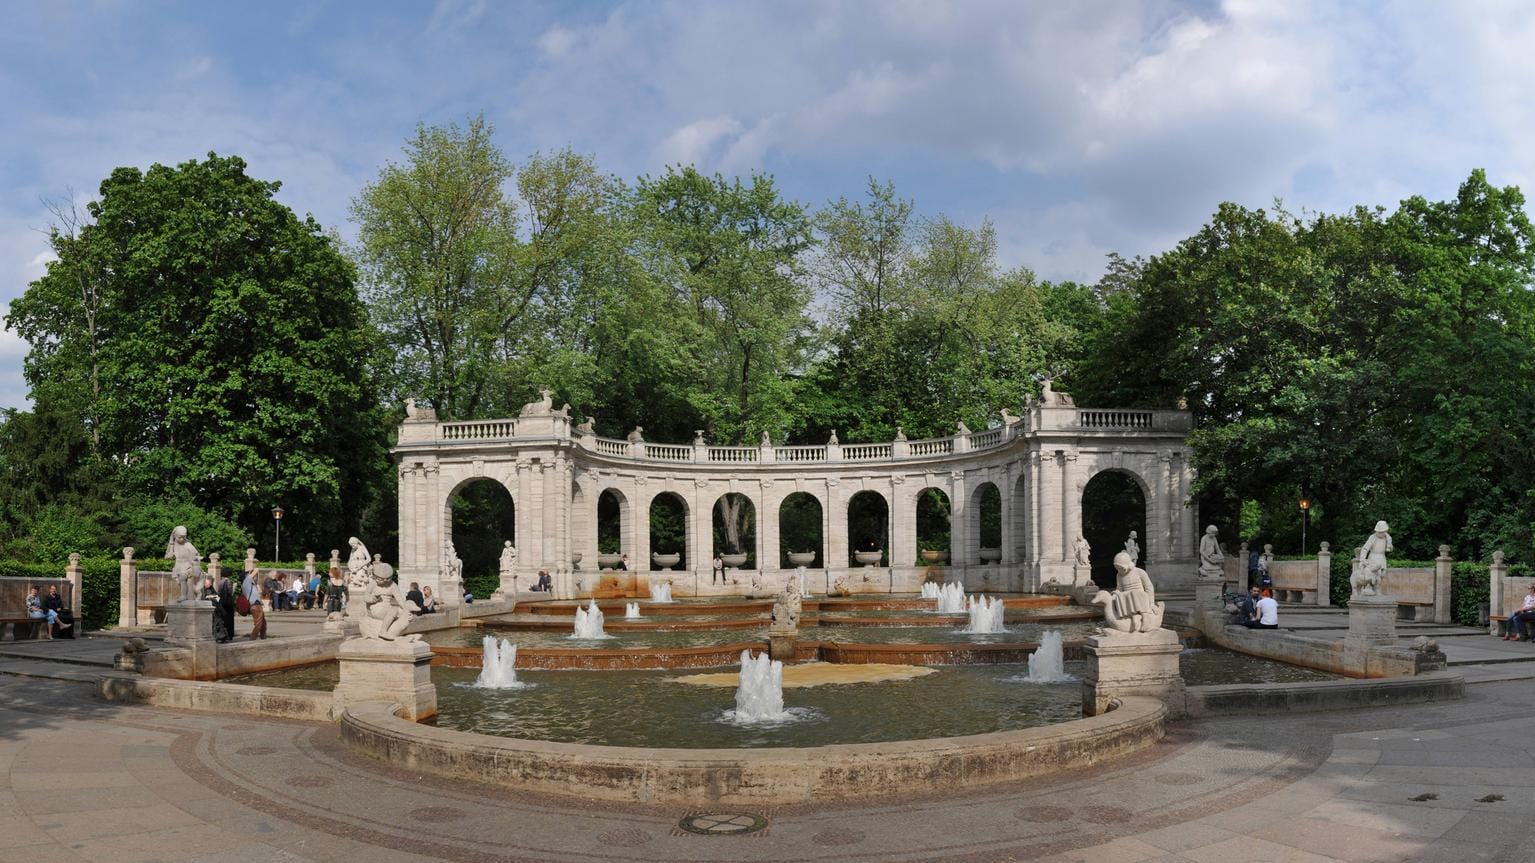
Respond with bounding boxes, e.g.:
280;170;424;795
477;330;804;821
648;490;690;571
711;492;757;568
914;486;952;565
1081;468;1149;588
597;487;629;564
972;480;1002;561
778;491;823;568
1012;471;1029;561
847;489;890;566
442;476;516;597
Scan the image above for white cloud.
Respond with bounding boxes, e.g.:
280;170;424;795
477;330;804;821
656;116;743;167
536;24;576;58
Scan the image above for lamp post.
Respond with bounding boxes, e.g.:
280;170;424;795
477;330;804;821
1298;498;1310;555
273;506;284;563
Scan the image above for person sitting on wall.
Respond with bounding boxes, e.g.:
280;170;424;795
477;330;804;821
288;575;305;610
536;569;552;591
1503;584;1535;641
405;582;426;615
420;585;438;613
305;573;323;609
26;586;65;638
462;589;474;604
267;573;290;611
618;554;629;571
1245;588;1279;629
1232;585;1261;626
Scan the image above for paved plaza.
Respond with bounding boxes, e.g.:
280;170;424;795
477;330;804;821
2;640;1532;863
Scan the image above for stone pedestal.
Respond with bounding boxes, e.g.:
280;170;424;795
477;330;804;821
1194;578;1224;608
1346;595;1398;646
1082;627;1185;718
323;615;361;637
768;629;797;663
164;601;218;680
334;637;436;722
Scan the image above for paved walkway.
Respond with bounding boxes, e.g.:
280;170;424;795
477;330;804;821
1;668;1531;863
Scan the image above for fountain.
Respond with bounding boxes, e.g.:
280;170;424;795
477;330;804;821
571;598;612;639
797;566;813;598
920;582;940;600
1021;630;1072;683
727;649;790;724
624;602;641;619
963;594;1006;634
934;581;967;613
649;582;674;603
474;636;526;689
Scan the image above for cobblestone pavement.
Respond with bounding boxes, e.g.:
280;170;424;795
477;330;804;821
0;673;1529;863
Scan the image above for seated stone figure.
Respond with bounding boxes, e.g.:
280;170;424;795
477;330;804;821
357;562;419;642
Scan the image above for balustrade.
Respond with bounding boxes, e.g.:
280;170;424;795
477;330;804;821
707;447;759;463
842;443;893;461
969;428;1004;449
908;437;954;456
440;420;517;440
644;443;693;462
594;438;628;456
774;445;826;462
1079;410;1154;429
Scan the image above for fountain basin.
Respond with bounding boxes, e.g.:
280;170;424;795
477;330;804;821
979;547;1002;563
920;550;950;564
651;552;681;569
719;553;748;568
853;550;883;566
597;553;622;570
339;693;1167;805
786;552;816;567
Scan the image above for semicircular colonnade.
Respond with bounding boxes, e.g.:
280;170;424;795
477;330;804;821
392;397;1198;602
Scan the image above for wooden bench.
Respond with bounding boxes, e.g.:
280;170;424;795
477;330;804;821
0;615;48;640
1491;614;1531;639
136;603;168;625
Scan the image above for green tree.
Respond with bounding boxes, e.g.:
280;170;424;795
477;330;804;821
6;153;385;553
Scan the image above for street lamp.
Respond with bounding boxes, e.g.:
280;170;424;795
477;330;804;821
1298;498;1310;555
272;506;284;563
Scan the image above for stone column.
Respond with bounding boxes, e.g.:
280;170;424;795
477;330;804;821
1082;629;1185;718
891;482;917;574
516;461;535;590
633;482;652;578
334;637;436;722
117;547;138;629
999;465;1017;566
1433;545;1452;625
950;471;971;566
759;482;780;577
691;481;712;593
207;553;221;584
64;553;83;624
1160;452;1175;562
1489;551;1507;634
1317;542;1332;607
1061;452;1079;562
825;480;845;574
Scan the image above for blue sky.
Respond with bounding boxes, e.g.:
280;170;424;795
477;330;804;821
4;0;1534;410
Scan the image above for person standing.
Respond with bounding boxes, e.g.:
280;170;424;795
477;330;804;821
215;572;235;643
712;554;724;585
325;564;346;616
241;569;267;640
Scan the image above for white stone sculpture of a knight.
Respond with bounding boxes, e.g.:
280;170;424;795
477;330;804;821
1091;551;1165;634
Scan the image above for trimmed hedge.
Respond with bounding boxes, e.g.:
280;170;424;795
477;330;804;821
1;556;330;632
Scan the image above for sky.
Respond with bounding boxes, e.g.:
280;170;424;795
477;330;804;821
3;0;1534;410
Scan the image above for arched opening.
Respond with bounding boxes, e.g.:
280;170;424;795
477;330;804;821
1081;470;1147;589
597;489;626;560
1013;473;1028;560
712;492;757;568
975;482;1002;559
915;487;952;564
778;492;823;568
847;490;889;566
649;491;688;570
448;478;515;600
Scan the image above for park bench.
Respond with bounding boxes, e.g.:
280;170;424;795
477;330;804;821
0;614;49;640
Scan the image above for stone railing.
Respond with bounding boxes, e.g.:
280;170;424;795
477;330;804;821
706;446;759;463
842;443;893;461
440;419;517;441
1079;410;1154;429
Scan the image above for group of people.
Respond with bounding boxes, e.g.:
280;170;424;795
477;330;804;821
1231;585;1279;629
403;582;439;615
24;585;73;639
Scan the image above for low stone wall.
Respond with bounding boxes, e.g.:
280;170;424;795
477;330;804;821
339;695;1168;806
1185;672;1464;718
97;671;336;721
1195;615;1434;678
144;633;343;680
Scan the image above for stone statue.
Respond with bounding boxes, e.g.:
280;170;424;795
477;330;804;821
165;526;203;602
828;429;839;445
626;426;644;443
1260;543;1274;575
499;541;517;588
1198;525;1224;580
1352;520;1392;597
956;420;970;435
357;559;417;641
576;417;595;434
345;537;373;594
1074;536;1091;567
1124;530;1140;562
1091;551;1164;634
692;429;706;446
519;388;555;417
404;397;437;421
760;430;772;446
770;576;802;631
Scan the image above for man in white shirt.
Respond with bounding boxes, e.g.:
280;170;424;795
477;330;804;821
1503;584;1535;641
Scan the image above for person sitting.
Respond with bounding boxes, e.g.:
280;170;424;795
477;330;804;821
1232;585;1260;626
535;569;552;591
1245;588;1279;629
405;582;426;615
1504;584;1535;641
25;586;65;638
42;585;74;638
420;585;438;613
267;574;290;611
288;575;304;610
462;589;474;604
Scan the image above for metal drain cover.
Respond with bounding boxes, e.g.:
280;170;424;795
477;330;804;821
677;812;770;836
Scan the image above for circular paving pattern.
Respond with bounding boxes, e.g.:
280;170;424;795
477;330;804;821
409;806;468;822
598;827;654;847
238;745;277;756
677;812;770;836
1154;772;1205;786
1014;805;1075;822
811;827;867;846
286;774;335;788
1080;806;1133;824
